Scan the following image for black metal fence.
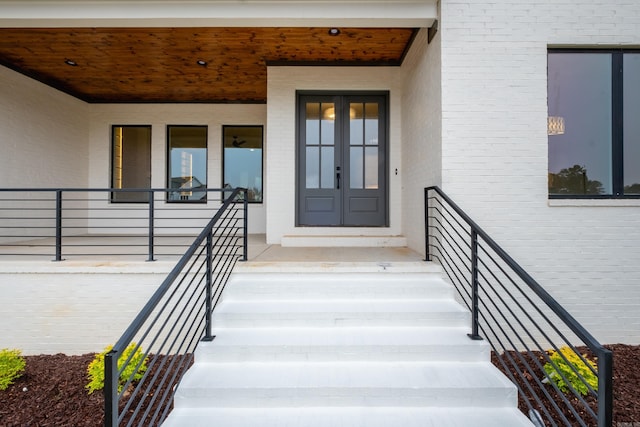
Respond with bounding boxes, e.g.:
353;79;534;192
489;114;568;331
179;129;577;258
0;188;246;261
425;186;612;427
103;187;247;426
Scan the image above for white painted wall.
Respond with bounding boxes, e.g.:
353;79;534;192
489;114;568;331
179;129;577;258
438;0;640;344
0;66;90;241
0;66;89;188
89;104;267;234
401;26;442;253
265;66;404;244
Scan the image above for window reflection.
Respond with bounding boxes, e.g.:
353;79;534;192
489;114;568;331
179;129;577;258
111;125;151;202
223;126;263;203
548;53;612;195
624;54;640;194
168;126;208;202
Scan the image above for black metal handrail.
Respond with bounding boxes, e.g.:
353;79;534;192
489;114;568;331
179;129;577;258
425;186;612;427
0;188;247;261
103;187;247;426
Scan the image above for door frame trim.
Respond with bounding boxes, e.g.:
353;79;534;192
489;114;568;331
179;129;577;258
295;90;390;227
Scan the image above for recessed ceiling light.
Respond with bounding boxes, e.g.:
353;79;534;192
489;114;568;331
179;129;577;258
64;59;77;66
196;60;207;66
328;28;341;36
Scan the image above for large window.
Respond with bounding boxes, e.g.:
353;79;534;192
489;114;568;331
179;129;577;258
167;126;208;202
223;125;263;203
111;125;151;202
548;50;640;197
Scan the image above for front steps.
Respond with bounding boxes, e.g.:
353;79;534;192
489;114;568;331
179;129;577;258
163;264;533;427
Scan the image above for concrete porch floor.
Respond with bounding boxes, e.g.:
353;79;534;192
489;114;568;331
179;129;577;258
0;234;428;272
0;234;426;265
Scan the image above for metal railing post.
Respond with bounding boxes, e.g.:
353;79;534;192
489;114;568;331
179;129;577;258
54;190;63;262
203;230;214;342
147;190;155;262
468;229;482;340
242;190;248;262
424;188;430;261
104;350;119;427
598;349;613;427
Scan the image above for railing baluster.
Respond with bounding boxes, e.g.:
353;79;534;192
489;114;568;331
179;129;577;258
468;229;482;340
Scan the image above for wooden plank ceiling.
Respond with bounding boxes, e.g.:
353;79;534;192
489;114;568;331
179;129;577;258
0;27;416;103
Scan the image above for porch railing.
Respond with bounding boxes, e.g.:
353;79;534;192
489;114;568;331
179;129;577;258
425;186;612;427
104;187;247;426
0;188;246;261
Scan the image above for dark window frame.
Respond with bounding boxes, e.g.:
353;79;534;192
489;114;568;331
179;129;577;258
110;124;152;203
166;124;209;203
221;125;264;204
548;48;640;199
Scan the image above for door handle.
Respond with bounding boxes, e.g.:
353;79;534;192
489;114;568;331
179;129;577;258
336;166;341;190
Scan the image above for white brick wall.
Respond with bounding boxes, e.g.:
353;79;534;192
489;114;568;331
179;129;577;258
401;25;442;253
0;262;174;355
435;0;640;344
266;66;404;244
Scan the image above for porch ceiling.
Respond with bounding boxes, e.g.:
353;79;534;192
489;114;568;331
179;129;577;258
0;26;418;103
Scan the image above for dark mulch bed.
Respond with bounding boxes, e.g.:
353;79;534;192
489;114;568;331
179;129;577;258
1;345;638;426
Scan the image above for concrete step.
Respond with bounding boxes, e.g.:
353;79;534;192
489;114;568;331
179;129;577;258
163;407;533;427
222;272;453;301
211;299;470;328
173;361;518;408
197;326;489;362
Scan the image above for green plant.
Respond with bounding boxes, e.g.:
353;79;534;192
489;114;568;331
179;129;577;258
0;348;26;391
86;343;148;394
543;346;598;396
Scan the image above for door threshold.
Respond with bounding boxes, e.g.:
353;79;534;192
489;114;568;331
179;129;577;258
281;235;407;247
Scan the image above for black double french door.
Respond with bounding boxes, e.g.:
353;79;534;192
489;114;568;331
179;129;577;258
297;92;388;226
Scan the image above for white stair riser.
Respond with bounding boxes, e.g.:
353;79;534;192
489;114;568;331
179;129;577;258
163;407;534;427
223;273;453;301
211;312;470;328
173;387;517;408
196;345;489;362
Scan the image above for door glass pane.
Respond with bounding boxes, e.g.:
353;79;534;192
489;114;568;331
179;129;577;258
364;103;379;145
350;147;363;189
548;53;612;195
365;146;379;189
111;125;151;202
168;126;208;202
350;103;364;145
306;147;319;189
321;146;334;189
320;103;335;146
624;53;640;194
223;126;263;202
305;103;320;146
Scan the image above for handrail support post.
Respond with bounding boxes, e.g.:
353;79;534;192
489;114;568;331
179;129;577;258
468;229;483;341
424;188;431;261
598;349;613;427
104;350;119;427
203;230;214;342
54;190;63;262
147;190;155;262
242;189;248;262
